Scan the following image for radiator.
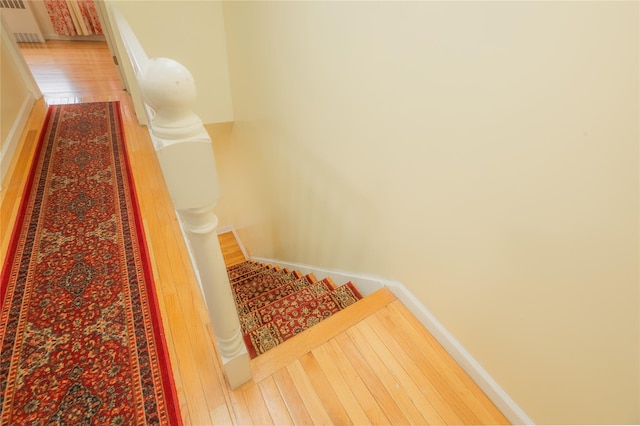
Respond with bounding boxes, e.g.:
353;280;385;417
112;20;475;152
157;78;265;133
0;0;44;42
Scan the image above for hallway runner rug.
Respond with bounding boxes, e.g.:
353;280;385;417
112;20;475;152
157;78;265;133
0;102;182;425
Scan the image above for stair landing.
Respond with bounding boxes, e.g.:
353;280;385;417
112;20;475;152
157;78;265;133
217;231;510;424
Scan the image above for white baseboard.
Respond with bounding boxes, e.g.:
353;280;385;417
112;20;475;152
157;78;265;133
1;95;36;192
383;280;535;425
249;255;534;425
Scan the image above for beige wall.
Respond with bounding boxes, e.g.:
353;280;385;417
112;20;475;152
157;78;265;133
218;2;639;424
0;37;29;149
108;0;233;124
1;19;37;185
1;28;30;144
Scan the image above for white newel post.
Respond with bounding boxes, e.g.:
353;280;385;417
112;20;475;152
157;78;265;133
140;57;251;389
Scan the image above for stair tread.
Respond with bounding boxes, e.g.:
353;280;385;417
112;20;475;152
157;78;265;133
238;278;335;334
233;270;304;304
228;260;368;360
235;274;313;316
227;262;267;282
232;264;286;283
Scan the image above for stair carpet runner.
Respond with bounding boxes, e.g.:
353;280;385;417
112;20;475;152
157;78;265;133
227;261;363;358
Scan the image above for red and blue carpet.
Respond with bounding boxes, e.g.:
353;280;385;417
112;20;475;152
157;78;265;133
227;261;363;358
0;102;182;425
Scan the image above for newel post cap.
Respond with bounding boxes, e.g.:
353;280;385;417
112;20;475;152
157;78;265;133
141;57;197;123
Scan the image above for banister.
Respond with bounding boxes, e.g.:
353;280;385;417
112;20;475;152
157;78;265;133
106;5;251;390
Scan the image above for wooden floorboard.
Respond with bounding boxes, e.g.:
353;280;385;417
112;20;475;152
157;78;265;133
218;231;247;267
2;40;511;425
250;287;397;382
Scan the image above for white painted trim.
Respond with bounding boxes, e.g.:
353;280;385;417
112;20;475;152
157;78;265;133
0;95;36;192
1;16;41;98
0;13;40;192
104;4;149;126
216;225;249;261
216;225;235;234
249;256;534;425
383;280;535;425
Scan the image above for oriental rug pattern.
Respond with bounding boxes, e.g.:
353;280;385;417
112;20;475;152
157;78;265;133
228;261;363;358
0;102;182;425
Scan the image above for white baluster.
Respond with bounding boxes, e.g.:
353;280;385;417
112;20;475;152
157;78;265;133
140;57;251;389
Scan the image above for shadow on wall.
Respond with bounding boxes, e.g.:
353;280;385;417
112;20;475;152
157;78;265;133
208;122;275;258
210;117;384;277
265;128;383;274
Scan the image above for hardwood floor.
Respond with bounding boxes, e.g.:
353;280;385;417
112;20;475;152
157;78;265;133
2;40;510;425
219;230;248;268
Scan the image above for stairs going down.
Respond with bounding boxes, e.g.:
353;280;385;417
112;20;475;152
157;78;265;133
227;261;364;358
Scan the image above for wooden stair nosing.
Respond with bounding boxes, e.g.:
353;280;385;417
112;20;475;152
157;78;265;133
249;287;397;383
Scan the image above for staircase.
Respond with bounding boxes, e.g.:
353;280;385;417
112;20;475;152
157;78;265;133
216;232;511;426
218;230;395;380
228;261;364;358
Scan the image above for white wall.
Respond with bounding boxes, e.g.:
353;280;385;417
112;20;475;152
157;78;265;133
106;0;233;124
218;2;639;424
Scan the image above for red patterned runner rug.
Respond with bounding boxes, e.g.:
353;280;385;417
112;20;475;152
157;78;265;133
228;262;363;358
0;102;182;425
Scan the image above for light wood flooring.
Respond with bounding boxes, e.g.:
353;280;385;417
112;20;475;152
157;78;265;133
1;40;509;425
